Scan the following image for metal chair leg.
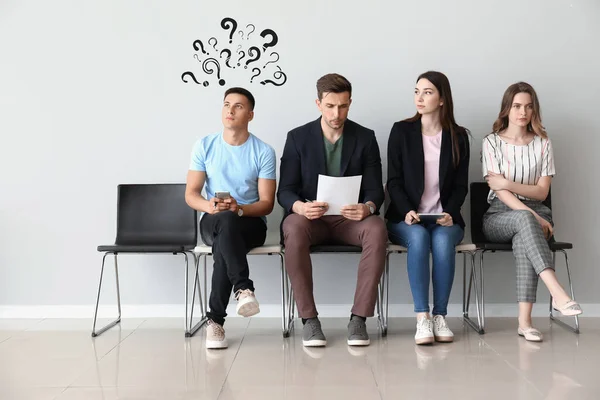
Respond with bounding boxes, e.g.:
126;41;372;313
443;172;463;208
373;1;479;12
549;250;580;334
381;252;390;337
92;253;122;337
462;252;467;317
184;252;190;334
278;252;292;338
463;250;484;334
188;252;208;337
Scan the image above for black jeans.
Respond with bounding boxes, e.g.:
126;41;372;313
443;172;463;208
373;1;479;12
200;212;267;325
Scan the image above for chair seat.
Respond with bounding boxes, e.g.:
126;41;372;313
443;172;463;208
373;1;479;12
310;244;362;253
387;244;407;252
97;244;195;253
457;243;477;252
475;241;573;251
388;243;476;253
194;244;283;255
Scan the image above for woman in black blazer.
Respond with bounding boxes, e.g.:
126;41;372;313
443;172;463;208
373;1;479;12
386;71;470;345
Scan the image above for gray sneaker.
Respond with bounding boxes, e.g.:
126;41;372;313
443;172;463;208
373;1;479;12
347;316;370;346
302;318;327;347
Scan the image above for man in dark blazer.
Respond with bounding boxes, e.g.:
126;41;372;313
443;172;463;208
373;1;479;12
277;73;386;348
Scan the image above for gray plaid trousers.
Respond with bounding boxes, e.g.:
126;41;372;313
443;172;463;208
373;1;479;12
482;198;554;303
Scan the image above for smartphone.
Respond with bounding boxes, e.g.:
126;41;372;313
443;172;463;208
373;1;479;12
215;191;231;199
417;213;445;224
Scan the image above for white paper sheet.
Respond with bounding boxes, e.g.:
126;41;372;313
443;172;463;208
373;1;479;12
315;174;362;215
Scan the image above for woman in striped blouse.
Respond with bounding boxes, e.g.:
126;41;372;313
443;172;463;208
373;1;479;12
481;82;582;342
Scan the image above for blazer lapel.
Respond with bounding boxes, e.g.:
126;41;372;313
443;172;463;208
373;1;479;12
438;130;452;190
411;121;425;194
340;121;357;176
311;118;327;175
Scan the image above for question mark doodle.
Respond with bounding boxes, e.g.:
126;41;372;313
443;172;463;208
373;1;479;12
193;54;202;63
202;58;226;86
220;49;233;68
221;17;238;44
259;29;279;51
250;67;261;83
245;46;261;69
260;66;287;87
181;71;201;84
262;52;280;69
246;24;255;40
181;71;209;87
238;30;244;40
208;37;218;52
193;40;208;55
237;50;246;67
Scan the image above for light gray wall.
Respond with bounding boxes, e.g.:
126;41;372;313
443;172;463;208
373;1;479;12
1;0;599;312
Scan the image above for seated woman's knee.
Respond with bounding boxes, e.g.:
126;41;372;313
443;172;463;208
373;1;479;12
515;210;539;229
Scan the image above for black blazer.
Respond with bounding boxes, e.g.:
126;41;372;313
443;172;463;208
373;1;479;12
385;119;470;228
277;117;384;220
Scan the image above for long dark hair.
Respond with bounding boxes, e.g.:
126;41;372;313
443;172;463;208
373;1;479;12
492;82;547;139
404;71;469;167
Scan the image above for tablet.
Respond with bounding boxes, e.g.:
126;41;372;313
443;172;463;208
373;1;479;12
417;213;445;224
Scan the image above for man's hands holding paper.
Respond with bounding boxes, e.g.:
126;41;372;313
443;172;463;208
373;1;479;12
293;200;329;220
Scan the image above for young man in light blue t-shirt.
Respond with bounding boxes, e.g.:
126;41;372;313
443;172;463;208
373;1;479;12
185;87;276;349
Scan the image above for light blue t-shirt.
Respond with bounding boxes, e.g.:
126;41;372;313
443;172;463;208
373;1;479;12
189;132;276;212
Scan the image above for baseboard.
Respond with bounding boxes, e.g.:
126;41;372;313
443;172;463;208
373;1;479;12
1;303;598;318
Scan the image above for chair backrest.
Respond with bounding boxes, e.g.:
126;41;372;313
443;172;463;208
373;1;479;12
115;184;197;246
470;182;491;245
470;181;552;245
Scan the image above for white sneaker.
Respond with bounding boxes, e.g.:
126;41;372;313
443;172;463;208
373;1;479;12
415;316;434;345
206;320;228;349
235;289;260;317
432;315;454;342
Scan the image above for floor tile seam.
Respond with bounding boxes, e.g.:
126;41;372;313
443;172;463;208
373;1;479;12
216;319;251;399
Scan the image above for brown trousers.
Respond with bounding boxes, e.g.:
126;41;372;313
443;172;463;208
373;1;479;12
282;214;387;318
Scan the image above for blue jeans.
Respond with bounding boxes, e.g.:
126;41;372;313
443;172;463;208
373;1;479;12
387;221;464;315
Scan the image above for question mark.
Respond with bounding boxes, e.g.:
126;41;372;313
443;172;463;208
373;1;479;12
262;52;280;69
238;30;244;40
246;24;255;40
259;29;278;51
220;49;233;68
221;17;238;44
181;71;201;84
237;50;246;67
202;58;225;86
260;66;287;87
208;37;218;52
245;46;261;69
193;54;202;63
192;40;208;55
250;67;261;83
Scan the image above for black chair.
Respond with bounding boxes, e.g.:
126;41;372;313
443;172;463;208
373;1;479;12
282;244;389;337
93;184;200;337
465;182;579;334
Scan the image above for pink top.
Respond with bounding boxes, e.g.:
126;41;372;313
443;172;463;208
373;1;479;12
418;131;443;213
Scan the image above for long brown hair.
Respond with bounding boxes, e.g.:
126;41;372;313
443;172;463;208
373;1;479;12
493;82;547;139
404;71;469;167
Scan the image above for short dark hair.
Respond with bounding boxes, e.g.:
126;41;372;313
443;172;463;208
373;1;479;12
223;87;255;110
316;73;352;100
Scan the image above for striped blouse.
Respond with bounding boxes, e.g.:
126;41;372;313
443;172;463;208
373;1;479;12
481;133;555;203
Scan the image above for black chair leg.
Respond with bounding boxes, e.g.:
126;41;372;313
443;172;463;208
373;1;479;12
463;250;485;334
92;253;122;337
188;252;208;337
549;250;580;334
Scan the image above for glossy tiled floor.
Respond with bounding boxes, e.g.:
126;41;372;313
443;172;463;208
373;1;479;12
1;317;598;399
